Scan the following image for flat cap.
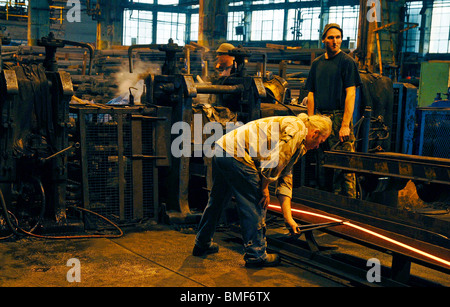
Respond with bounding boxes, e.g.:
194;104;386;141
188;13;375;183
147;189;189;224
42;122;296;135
216;43;235;54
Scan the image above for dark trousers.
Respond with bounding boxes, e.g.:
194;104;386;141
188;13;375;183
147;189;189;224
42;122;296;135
195;152;268;262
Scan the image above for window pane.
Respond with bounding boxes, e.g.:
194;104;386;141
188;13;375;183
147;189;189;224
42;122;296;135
403;1;422;53
190;13;199;42
250;9;284;41
286;7;320;41
123;9;153;45
430;0;450;53
228;11;245;41
328;5;359;43
156;12;186;45
157;0;178;4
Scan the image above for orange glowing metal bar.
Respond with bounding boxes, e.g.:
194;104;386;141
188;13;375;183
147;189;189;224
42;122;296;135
267;204;450;268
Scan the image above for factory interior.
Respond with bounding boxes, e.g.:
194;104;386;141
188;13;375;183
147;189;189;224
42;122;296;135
0;0;449;291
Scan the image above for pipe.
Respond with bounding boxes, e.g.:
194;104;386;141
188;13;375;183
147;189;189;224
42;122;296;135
361;107;372;153
128;44;161;73
62;40;95;76
195;83;244;94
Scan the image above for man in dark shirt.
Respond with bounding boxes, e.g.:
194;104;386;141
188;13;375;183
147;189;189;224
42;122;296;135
305;23;362;198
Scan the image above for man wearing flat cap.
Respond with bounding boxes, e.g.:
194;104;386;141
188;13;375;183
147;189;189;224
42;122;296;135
305;23;362;198
215;43;236;77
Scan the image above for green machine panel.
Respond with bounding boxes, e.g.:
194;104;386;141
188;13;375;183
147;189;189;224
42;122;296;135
418;61;450;107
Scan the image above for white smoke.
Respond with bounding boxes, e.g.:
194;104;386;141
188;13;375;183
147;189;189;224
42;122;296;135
110;59;161;104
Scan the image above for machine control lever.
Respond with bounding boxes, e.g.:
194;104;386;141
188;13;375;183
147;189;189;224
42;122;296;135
41;143;80;163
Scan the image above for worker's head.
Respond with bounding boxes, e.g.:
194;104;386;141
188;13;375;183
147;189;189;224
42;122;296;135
322;23;343;56
298;113;332;150
216;43;235;70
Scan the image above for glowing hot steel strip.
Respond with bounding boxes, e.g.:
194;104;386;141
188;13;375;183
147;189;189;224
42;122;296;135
267;204;450;268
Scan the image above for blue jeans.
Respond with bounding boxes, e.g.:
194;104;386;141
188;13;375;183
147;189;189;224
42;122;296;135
195;150;268;262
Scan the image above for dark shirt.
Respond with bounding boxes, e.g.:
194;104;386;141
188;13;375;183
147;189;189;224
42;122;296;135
305;51;361;112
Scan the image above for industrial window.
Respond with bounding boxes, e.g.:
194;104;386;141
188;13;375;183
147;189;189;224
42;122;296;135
252;0;285;4
286;9;303;41
156;12;186;45
123;9;153;45
157;0;178;4
250;9;284;41
4;0;28;6
2;0;28;7
328;5;359;44
403;1;422;53
228;10;245;41
190;13;199;42
0;0;28;20
429;0;450;53
286;7;320;41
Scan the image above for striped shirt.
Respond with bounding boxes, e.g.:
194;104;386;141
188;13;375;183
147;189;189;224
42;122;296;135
215;116;308;198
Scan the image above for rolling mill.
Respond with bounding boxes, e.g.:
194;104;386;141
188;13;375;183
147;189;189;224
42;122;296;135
0;0;449;289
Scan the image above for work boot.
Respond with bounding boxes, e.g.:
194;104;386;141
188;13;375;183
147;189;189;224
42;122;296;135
192;242;219;257
244;253;281;268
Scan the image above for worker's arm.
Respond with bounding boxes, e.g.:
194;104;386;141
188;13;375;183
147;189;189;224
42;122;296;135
340;86;356;142
307;92;315;116
278;194;299;234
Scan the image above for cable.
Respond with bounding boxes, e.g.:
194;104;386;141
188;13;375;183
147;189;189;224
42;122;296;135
0;188;21;237
26;176;46;234
0;186;123;240
0;210;19;240
15;205;123;240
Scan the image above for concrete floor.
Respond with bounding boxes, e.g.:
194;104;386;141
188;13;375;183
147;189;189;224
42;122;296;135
1;219;448;288
0;222;342;287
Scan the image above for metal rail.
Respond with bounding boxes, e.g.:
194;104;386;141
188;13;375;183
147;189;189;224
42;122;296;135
227;220;440;287
322;150;450;185
265;227;444;287
266;187;450;285
266;231;405;287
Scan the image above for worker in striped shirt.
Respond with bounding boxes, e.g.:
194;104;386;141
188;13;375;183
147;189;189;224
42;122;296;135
193;113;332;268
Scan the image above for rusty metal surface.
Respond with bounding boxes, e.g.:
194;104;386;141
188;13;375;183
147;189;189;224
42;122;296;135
322;150;450;185
289;187;450;247
268;197;450;274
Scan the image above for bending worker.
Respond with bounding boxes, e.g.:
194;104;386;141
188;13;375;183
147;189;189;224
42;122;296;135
193;113;332;268
305;23;362;198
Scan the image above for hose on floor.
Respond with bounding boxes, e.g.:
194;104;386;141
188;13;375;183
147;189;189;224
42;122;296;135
0;187;123;240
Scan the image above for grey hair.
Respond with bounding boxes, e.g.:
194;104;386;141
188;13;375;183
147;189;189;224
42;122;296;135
297;113;332;136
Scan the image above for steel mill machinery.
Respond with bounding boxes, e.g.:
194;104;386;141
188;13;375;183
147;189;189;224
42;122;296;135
0;33;74;234
128;40;270;224
1;33;448;250
124;39;449;228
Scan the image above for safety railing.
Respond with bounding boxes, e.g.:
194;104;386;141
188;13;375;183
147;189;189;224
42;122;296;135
0;1;64;24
